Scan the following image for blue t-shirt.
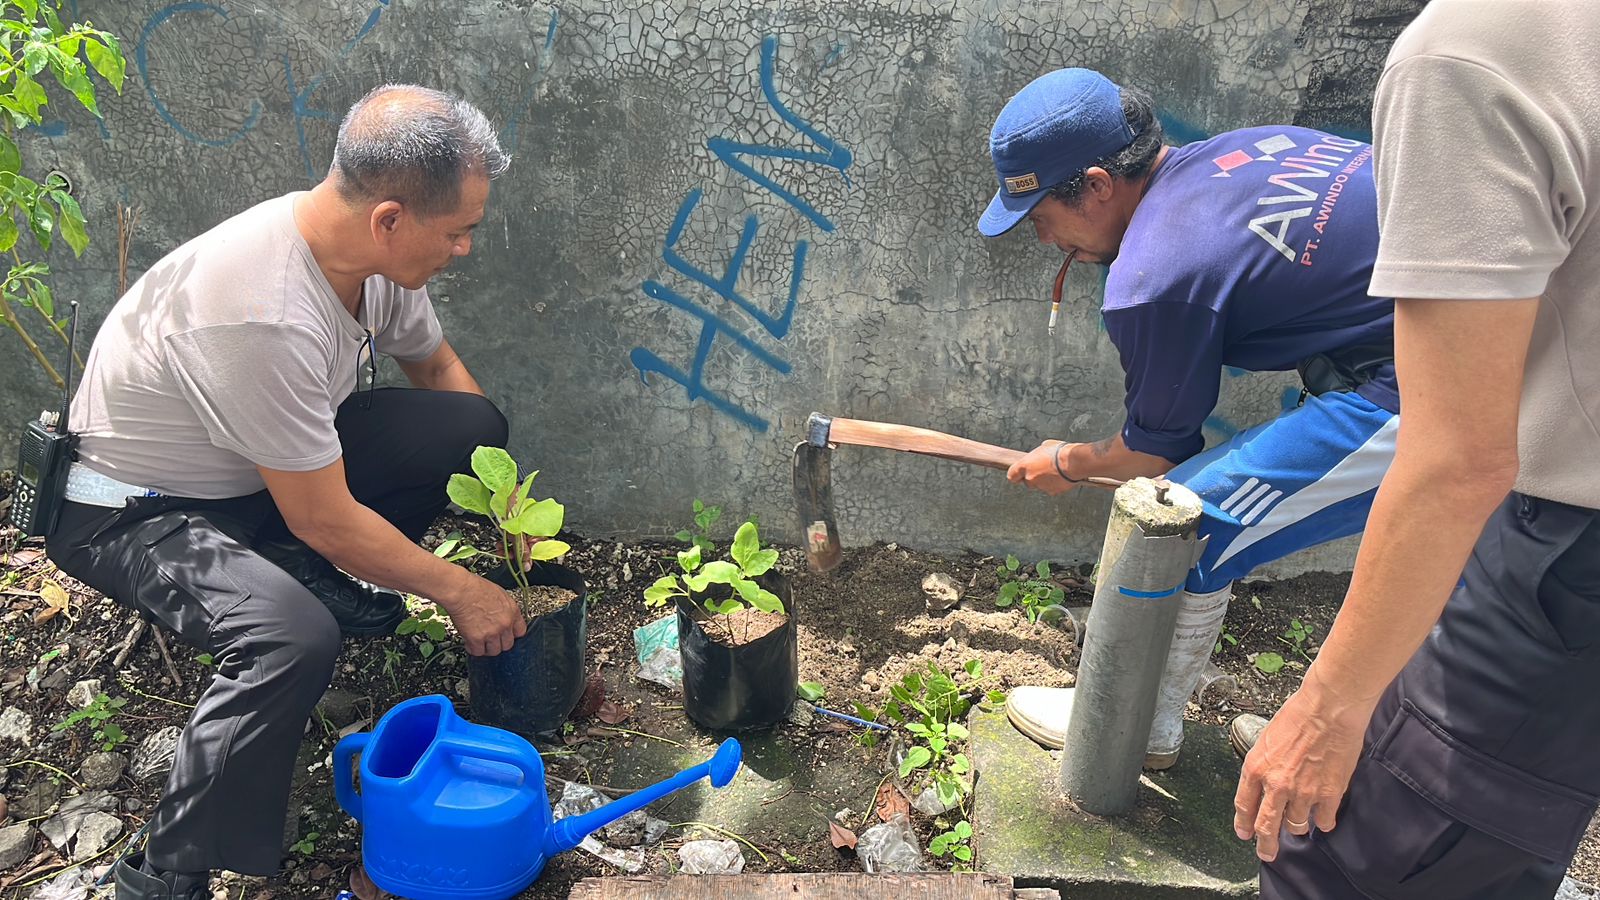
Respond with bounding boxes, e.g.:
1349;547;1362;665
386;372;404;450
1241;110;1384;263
1104;126;1398;463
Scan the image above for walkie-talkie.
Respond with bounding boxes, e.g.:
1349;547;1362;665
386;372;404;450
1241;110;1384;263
9;300;81;537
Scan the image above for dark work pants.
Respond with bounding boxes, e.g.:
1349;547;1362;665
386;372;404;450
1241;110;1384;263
1262;492;1600;900
45;389;509;875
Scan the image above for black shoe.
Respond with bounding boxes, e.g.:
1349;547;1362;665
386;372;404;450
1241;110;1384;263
113;853;209;900
258;539;407;637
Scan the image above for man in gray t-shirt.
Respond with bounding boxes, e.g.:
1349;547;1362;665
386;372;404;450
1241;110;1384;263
45;86;531;900
1223;2;1600;896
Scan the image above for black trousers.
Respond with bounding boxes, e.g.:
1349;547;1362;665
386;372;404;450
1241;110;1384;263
1262;492;1600;899
45;388;508;875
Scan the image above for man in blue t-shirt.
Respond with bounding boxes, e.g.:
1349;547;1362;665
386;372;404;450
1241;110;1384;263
983;69;1399;771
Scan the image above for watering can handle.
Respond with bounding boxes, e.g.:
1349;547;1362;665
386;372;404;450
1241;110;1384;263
439;738;544;786
333;732;370;823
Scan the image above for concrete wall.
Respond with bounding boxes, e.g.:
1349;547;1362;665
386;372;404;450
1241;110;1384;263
3;0;1421;570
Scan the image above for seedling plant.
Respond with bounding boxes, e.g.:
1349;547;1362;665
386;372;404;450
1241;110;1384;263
929;819;974;870
995;555;1066;624
854;660;1004;814
437;446;571;615
674;499;722;558
644;519;784;617
52;692;127;751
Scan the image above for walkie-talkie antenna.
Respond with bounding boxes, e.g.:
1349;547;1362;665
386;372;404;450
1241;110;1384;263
59;300;79;432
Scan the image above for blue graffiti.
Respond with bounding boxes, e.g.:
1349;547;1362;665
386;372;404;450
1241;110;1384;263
662;189;807;340
502;9;559;155
706;35;853;233
631;35;852;431
137;0;389;176
137;2;262;147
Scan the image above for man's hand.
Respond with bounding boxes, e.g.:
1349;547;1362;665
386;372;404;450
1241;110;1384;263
443;573;528;656
1007;440;1082;495
1233;668;1374;861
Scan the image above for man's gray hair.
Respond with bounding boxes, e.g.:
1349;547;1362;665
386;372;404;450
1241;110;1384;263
331;84;510;218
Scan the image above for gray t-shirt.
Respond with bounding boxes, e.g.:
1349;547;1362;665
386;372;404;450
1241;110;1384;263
72;193;444;499
1369;0;1599;509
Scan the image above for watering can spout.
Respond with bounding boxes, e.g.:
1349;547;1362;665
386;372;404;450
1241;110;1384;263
543;737;742;856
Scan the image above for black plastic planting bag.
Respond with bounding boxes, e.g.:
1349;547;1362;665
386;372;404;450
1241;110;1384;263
677;572;797;731
467;561;587;739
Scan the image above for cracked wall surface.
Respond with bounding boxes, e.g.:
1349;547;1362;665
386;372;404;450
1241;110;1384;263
3;0;1421;570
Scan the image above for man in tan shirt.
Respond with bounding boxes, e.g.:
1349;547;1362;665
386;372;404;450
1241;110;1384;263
1226;2;1600;896
46;86;529;900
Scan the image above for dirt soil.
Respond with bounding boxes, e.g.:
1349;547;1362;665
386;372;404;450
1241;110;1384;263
516;584;577;620
3;493;1599;898
689;606;785;647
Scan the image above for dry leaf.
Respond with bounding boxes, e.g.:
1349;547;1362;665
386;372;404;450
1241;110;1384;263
875;781;911;822
308;863;334;881
34;580;70;625
349;865;385;900
572;674;605;719
595;700;631;726
0;795;8;820
827;820;858;850
5;548;43;566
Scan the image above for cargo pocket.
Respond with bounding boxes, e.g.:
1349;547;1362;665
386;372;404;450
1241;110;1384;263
136;514;253;645
1319;700;1596;899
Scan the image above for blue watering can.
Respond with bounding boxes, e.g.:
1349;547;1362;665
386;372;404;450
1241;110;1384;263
333;695;741;900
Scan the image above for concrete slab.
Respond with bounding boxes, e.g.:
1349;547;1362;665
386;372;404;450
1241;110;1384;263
597;718;881;851
970;708;1259;899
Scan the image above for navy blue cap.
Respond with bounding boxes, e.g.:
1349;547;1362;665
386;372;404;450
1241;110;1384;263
978;69;1136;237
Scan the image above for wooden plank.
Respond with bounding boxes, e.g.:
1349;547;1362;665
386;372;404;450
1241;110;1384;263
569;872;1017;899
1013;890;1062;900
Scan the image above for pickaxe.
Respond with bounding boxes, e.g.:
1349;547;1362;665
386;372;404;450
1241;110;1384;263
793;412;1123;572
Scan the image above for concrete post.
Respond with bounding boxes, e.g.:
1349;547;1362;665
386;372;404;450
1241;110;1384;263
1060;478;1204;815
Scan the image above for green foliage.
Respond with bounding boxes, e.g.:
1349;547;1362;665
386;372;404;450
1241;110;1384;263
929;819;974;869
852;660;1003;814
0;1;125;388
51;692;127;751
440;446;571;603
1214;624;1239;655
396;602;451;660
1278;617;1315;661
643;519;784;617
797;681;825;702
673;498;721;557
995;555;1066;624
195;652;215;667
288;831;319;856
1254;651;1285;675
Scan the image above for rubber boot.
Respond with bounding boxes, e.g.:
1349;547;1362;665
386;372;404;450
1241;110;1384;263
1144;584;1233;770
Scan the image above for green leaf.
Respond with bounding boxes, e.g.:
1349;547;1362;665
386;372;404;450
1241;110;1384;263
954;821;972;840
676;544;701;573
684;560;740;592
418;641;434;658
748;586;785;615
433;538;460;558
953;845;972;862
996;582;1018;607
673;529;692;543
935;775;961;807
27;194;53;250
469;446;517;495
53;191;85;256
510;497;564;538
52;53;97;117
396;618;420;636
27;280;51;316
692;498;704;514
22;40;48;74
0;212;16;253
797;681;825;702
949;752;970;774
904;745;933;770
741;548;779;578
1035;560;1050;578
0;133;18;176
643;575;680;607
729;520;760;569
964;659;982;678
1254;652;1286;675
83;35;125;92
1005;554;1019;572
946;721;969;740
424;620;447;642
447;474;492;516
703;595;743;615
527;539;569;561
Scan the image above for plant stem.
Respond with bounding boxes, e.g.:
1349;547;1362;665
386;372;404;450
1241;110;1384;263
10;246;83;370
590;726;684;748
667;821;771;864
0;758;82;789
0;294;63;388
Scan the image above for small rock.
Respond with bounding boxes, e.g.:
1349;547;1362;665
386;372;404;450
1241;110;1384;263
122;797;144;813
0;707;33;747
12;780;60;819
787;700;815;728
834;808;855;824
861;671;880;689
289;869;309;886
621;562;632;583
70;811;122;860
41;791;116;851
885;543;899;552
315;690;362;729
0;823;36;869
130;726;183;781
67;679;103;709
920;573;963;611
39;668;72;693
78;753;127;790
941;637;958;652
